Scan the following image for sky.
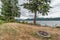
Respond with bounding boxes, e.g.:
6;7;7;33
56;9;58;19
0;0;60;19
18;0;60;19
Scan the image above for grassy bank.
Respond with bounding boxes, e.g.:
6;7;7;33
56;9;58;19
0;23;60;40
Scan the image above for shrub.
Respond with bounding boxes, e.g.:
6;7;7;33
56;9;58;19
0;20;5;24
56;26;60;28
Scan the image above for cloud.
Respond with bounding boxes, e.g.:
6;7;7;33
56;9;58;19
1;0;60;19
19;0;60;18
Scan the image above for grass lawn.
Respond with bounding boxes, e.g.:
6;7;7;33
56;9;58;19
0;23;60;40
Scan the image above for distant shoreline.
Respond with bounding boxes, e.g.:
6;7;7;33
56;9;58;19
15;17;60;21
26;17;60;21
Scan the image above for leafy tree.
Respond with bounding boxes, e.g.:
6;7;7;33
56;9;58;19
1;0;20;22
21;0;51;24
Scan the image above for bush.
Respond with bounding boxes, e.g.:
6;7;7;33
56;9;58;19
0;20;5;24
56;26;60;28
0;16;5;20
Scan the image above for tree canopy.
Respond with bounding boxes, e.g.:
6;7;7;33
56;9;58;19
1;0;20;22
22;0;51;15
21;0;51;24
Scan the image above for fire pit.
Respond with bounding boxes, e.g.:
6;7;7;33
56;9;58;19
37;31;51;40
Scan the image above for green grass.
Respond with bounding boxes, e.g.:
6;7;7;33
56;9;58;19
0;20;5;24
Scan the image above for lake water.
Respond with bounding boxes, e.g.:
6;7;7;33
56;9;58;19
26;21;60;27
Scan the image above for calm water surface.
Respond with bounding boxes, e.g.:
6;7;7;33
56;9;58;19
27;21;60;27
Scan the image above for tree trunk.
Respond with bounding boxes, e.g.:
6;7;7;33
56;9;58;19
34;11;37;25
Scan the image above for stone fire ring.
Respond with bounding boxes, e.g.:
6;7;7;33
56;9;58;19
36;31;51;38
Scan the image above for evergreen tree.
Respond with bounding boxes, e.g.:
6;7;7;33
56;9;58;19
1;0;20;22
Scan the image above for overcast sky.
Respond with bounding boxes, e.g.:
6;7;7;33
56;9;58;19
0;0;60;19
18;0;60;19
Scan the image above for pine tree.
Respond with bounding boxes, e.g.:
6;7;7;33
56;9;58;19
1;0;20;22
